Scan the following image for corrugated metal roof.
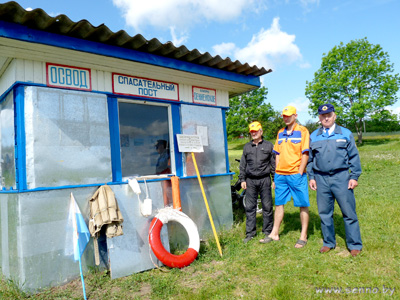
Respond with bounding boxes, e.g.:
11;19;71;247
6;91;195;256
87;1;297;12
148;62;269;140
0;1;272;77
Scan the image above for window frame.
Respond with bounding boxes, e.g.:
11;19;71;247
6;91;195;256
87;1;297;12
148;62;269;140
117;98;175;179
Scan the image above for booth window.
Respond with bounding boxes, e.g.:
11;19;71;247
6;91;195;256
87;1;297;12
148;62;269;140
24;86;112;189
0;91;16;189
118;101;172;177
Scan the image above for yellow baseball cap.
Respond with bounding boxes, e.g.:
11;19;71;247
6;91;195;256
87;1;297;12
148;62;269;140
282;105;297;116
249;121;262;132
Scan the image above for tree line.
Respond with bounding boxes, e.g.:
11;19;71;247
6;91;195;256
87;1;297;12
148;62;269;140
226;38;400;144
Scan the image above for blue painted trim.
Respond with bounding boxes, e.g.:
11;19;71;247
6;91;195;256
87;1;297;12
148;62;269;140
14;85;27;191
107;96;122;182
181;172;234;180
0;181;119;193
0;84;17;104
221;108;230;173
170;104;183;177
0;173;235;193
0;21;261;87
173;99;228;109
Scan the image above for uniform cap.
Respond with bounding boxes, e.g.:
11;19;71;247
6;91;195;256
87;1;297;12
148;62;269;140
318;103;335;114
282;105;297;116
249;121;262;132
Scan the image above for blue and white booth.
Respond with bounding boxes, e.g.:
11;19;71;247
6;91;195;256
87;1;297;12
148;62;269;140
0;1;270;292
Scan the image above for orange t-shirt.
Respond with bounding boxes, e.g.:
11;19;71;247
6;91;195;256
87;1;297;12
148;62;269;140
273;123;310;175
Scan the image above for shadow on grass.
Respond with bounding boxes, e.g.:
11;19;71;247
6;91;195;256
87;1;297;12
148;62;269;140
232;206;246;224
358;137;400;147
263;210;347;244
233;204;350;246
274;210;320;238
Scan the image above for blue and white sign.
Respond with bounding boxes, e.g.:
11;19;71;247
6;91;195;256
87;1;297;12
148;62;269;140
113;73;179;101
192;86;216;105
46;63;92;91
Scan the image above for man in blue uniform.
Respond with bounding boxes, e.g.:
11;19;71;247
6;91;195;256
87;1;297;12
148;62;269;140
307;103;362;257
239;121;275;243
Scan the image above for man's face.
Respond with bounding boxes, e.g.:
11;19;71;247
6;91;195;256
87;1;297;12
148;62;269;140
319;112;336;128
282;114;297;126
155;143;165;153
250;129;262;140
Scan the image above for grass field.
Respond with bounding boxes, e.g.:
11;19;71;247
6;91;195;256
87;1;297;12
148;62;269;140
1;134;400;299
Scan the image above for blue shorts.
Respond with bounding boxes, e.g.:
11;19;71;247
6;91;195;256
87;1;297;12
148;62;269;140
274;173;310;207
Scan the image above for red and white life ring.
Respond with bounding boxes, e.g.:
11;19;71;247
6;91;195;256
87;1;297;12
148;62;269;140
149;208;200;268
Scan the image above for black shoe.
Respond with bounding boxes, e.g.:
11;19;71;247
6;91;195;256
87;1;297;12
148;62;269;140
243;236;254;243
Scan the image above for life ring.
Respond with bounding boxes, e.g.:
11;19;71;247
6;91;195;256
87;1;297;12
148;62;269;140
149;208;200;268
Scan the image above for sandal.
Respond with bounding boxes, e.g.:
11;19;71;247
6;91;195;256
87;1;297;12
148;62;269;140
259;236;273;243
295;239;307;248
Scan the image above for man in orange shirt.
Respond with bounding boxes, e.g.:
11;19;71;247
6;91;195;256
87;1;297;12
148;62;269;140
264;106;310;248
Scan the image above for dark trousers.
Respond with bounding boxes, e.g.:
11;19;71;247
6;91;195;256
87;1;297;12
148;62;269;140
245;176;273;237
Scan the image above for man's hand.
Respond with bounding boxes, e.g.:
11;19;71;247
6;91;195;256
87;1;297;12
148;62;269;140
309;179;317;191
348;179;358;190
272;182;275;190
241;181;247;190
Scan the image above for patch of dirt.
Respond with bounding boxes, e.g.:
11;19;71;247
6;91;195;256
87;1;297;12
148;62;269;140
179;260;225;292
336;249;350;257
131;282;152;299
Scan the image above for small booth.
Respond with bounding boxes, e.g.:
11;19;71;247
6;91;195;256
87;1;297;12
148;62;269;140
0;1;271;292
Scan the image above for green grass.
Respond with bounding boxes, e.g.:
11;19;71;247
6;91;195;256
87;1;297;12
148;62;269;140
1;135;400;299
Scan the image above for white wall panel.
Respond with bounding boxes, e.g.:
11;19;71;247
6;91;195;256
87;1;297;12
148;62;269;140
217;90;229;107
23;60;34;83
33;60;44;84
0;59;16;96
179;83;192;103
1;58;230;108
15;58;24;82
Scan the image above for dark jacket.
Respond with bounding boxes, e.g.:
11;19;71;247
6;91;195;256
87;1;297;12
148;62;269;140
239;139;275;182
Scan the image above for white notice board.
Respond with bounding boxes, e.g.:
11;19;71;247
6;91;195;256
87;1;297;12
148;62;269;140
176;134;204;153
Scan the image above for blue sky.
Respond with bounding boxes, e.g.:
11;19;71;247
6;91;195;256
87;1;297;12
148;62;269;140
10;0;400;123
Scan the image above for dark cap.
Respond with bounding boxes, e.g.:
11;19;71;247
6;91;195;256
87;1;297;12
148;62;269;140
154;139;167;148
318;103;335;115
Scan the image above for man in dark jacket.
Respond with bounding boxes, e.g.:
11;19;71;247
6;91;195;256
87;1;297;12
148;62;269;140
239;121;275;243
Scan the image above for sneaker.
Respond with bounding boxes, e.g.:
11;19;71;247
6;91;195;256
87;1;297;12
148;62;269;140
243;236;254;243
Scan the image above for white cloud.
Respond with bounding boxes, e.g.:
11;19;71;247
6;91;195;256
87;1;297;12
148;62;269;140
386;105;400;116
112;0;267;47
287;97;318;123
212;43;237;57
169;26;189;46
286;97;310;113
113;0;256;32
213;17;304;70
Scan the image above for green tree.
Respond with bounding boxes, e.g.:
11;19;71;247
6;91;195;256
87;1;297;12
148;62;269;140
366;109;400;132
263;110;286;140
305;38;400;143
304;119;320;134
226;87;281;140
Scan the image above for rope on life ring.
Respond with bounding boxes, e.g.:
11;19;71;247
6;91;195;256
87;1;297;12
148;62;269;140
149;207;200;268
